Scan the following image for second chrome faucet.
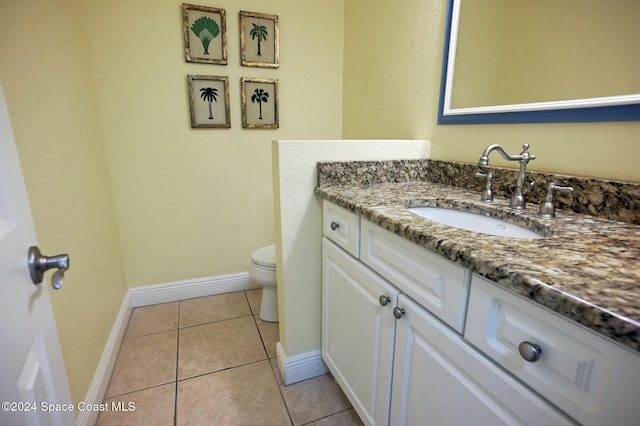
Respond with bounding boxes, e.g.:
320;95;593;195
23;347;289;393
478;143;536;209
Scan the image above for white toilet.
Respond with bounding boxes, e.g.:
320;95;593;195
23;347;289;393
249;244;278;322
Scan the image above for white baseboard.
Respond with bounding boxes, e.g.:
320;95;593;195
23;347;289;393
276;342;329;386
78;272;258;426
129;272;258;307
76;294;132;426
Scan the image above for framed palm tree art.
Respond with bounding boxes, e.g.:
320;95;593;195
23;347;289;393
239;11;279;68
183;4;228;65
241;77;279;129
187;75;231;128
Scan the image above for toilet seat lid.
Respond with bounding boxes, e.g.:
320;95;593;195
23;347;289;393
251;244;276;268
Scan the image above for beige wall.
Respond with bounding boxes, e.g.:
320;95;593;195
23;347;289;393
343;0;640;183
86;0;344;287
1;0;344;406
0;0;127;404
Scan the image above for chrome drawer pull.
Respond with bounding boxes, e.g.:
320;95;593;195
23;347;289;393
379;295;391;307
330;221;340;230
518;341;542;362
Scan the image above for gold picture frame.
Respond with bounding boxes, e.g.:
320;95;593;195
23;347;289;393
183;4;228;65
241;77;279;129
239;11;279;68
187;75;231;128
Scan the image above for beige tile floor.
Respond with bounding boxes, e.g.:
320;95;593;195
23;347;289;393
97;288;363;426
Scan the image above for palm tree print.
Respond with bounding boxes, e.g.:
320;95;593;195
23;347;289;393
250;22;268;56
191;16;220;55
200;87;219;119
251;88;269;120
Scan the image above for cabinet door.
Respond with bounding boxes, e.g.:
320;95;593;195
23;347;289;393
322;238;399;426
390;294;574;426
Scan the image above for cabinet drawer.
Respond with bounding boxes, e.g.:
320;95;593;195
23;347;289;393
323;201;360;257
360;219;470;333
465;274;640;426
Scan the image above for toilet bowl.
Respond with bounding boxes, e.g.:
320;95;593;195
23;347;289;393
249;244;278;322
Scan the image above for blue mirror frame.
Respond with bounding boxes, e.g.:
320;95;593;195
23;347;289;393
437;0;640;125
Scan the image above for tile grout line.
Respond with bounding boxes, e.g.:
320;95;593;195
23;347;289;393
242;289;274;362
250;315;271;360
102;381;176;400
178;312;255;331
106;291;356;425
174;300;181;426
172;291;271;386
244;289;276;373
100;307;136;405
299;407;356;426
175;358;269;383
257;294;297;425
101;304;180;418
273;373;295;425
96;308;146;402
245;290;295;425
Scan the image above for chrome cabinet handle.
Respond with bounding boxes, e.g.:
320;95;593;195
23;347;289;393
28;246;70;290
330;221;340;231
518;341;542;362
379;295;391;307
393;307;405;319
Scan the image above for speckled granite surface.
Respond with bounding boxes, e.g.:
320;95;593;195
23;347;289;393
318;159;640;224
316;160;640;353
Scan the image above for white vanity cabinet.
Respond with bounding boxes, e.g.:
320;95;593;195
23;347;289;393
466;274;640;426
321;200;574;426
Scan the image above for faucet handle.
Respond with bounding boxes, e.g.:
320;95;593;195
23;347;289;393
520;143;536;161
538;182;574;217
475;171;494;203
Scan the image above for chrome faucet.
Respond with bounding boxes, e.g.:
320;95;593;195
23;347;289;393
478;143;536;209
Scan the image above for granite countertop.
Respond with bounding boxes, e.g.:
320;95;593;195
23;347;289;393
315;180;640;354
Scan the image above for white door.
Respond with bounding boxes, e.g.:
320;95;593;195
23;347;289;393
0;84;74;426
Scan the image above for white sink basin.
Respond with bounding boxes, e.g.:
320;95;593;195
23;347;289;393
408;207;543;239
